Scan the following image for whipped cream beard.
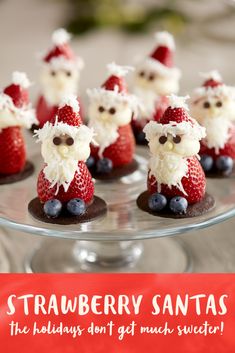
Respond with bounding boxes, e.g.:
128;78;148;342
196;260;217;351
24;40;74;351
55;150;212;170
134;68;179;119
40;130;91;193
191;95;235;153
0;95;36;131
88;98;133;157
40;66;80;106
148;133;200;194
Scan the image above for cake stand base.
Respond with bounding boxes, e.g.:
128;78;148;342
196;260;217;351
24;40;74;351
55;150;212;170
0;229;12;272
25;237;193;273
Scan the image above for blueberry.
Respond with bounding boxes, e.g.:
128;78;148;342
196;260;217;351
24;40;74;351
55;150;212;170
97;158;113;174
215;156;233;174
136;131;146;144
67;198;86;216
43;199;62;218
86;156;95;169
148;193;167;211
200;155;213;172
169;196;188;215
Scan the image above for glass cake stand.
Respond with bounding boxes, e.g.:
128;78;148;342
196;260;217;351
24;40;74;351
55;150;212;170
0;146;235;273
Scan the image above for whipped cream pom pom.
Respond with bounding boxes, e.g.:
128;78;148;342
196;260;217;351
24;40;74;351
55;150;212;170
12;71;31;89
167;94;190;111
52;28;71;45
107;62;134;77
154;31;175;51
59;95;80;113
200;70;222;82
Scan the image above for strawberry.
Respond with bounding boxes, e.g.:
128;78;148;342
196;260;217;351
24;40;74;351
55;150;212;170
102;75;127;93
37;161;94;204
36;96;84;128
91;124;135;167
148;156;206;204
153;95;169;122
160;105;192;125
132;95;169;134
0;127;26;175
36;95;58;128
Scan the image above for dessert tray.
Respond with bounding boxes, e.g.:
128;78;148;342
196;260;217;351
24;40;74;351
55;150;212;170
0;145;235;273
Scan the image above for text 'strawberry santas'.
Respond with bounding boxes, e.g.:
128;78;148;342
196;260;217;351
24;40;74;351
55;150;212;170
87;62;141;180
132;31;181;144
137;95;215;218
190;71;235;176
36;28;84;128
29;95;107;224
0;72;37;183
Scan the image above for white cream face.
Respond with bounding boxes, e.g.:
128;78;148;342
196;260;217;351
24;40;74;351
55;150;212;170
134;67;179;95
149;133;200;158
0;108;19;129
41;133;90;164
88;99;133;127
40;67;80;106
191;95;235;123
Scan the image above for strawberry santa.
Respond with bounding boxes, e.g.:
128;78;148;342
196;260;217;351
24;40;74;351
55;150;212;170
132;31;181;144
190;71;235;176
30;95;107;223
0;72;37;181
36;28;84;128
87;62;141;179
137;95;214;217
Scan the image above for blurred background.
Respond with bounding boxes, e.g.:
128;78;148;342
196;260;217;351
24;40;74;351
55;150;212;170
0;0;235;272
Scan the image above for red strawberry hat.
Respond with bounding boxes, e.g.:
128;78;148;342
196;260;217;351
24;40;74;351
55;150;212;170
87;62;141;115
191;71;233;103
50;96;82;127
144;95;206;141
41;28;84;71
4;71;30;108
201;70;223;88
102;62;129;94
35;95;95;144
140;32;181;79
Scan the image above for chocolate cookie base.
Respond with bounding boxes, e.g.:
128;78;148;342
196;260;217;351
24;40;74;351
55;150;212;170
91;159;139;181
137;191;215;219
28;196;107;225
0;161;34;185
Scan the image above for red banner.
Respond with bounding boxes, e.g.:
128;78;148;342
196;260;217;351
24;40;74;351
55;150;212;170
0;274;235;352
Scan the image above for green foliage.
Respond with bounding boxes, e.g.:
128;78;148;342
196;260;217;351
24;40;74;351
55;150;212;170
65;0;188;35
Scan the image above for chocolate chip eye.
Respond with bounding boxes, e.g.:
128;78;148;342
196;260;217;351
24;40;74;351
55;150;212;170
66;71;71;77
66;137;74;146
109;107;116;115
173;135;181;144
149;73;155;81
216;101;222;107
51;71;56;77
159;135;168;144
139;71;145;77
53;137;62;146
203;101;210;109
98;106;105;113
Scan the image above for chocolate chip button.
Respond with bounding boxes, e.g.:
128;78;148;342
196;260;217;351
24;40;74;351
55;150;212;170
216;101;222;107
173;135;181;144
66;137;74;146
109;107;116;115
98;106;105;113
203;101;210;108
159;135;168;144
53;137;62;146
